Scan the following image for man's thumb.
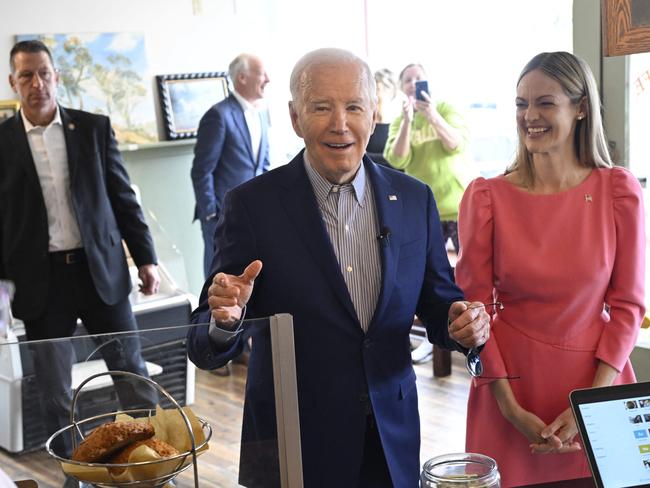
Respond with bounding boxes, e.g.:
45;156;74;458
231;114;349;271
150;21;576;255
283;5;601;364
241;260;263;283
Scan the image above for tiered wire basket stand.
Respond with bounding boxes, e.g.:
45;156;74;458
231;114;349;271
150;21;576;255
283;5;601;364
45;370;211;488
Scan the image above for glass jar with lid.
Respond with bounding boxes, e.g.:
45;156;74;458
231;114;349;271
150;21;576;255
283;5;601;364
421;452;500;488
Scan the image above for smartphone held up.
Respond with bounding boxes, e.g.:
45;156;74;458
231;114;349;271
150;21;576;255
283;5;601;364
415;80;429;101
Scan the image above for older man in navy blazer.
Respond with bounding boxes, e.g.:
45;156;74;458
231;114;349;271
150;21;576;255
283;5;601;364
187;48;490;487
191;53;270;277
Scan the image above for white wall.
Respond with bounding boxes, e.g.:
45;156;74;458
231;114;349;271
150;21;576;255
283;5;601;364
0;0;368;164
1;0;275;152
1;0;244;94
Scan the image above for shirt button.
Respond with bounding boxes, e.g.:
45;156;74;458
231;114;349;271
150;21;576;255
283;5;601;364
345;225;349;231
363;338;372;349
346;266;353;272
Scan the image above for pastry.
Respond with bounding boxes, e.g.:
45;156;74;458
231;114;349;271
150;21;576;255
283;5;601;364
71;421;155;463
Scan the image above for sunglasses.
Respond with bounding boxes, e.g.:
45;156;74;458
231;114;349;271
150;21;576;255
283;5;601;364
464;301;503;378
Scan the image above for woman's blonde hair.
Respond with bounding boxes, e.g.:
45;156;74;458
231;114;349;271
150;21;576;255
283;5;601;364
506;51;611;187
375;69;396;98
374;69;396;122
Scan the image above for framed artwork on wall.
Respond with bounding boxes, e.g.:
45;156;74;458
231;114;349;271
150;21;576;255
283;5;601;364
602;0;650;56
0;100;20;124
16;32;158;144
156;72;229;140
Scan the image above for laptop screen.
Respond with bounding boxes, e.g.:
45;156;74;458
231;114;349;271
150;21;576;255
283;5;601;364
571;382;650;488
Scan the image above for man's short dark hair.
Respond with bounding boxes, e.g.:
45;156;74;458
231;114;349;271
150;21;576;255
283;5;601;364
10;40;54;73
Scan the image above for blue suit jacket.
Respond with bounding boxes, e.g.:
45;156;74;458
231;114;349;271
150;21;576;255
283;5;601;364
187;153;464;487
190;93;270;221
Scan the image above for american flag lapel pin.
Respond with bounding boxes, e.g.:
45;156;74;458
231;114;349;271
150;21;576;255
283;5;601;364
388;195;397;201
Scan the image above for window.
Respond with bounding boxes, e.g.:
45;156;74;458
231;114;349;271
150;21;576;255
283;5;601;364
261;0;574;175
628;52;650;307
365;0;573;177
629;52;650;179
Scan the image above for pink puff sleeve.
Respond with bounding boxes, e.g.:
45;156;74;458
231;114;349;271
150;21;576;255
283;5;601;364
596;167;646;371
456;177;507;384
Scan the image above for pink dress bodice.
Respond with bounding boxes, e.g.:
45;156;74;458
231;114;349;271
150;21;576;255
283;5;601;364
456;167;645;487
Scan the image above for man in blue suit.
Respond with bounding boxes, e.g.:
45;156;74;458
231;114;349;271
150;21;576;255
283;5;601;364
191;53;271;277
187;48;490;487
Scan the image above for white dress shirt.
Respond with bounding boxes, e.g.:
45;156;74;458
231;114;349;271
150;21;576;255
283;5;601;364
232;90;262;165
22;107;83;251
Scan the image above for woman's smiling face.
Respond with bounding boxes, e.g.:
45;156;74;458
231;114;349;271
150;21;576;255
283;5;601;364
516;69;584;158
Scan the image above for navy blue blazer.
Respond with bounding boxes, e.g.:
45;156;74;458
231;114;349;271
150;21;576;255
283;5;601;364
190;93;270;221
0;107;156;321
187;153;464;487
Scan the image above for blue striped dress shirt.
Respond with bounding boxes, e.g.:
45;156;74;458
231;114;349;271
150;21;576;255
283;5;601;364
304;155;382;332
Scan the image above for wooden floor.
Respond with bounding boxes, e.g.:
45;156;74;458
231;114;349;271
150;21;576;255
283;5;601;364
0;352;471;487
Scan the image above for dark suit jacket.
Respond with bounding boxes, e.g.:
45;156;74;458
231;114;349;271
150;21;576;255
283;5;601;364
187;152;464;487
0;107;157;321
190;93;270;221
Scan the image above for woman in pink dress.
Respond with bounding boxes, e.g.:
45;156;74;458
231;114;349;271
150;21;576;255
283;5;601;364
456;51;646;487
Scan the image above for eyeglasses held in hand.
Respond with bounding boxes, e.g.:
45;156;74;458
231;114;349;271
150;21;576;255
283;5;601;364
465;301;503;378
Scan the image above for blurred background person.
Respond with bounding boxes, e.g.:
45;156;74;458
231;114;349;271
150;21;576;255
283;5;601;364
190;53;270;376
384;63;473;363
191;53;270;279
375;68;400;121
366;68;398;167
456;51;645;487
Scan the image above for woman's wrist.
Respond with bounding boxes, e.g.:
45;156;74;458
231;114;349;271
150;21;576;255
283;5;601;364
501;401;524;423
490;379;520;421
431;114;446;130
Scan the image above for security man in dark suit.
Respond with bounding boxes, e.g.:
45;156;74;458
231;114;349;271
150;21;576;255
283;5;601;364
0;40;160;454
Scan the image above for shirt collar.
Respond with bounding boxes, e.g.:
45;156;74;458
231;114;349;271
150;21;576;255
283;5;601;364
232;90;256;112
303;152;367;208
21;105;62;133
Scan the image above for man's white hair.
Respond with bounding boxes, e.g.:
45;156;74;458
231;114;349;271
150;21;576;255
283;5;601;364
289;48;376;105
228;53;252;81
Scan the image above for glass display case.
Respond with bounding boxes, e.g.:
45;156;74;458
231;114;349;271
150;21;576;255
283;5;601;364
0;315;303;487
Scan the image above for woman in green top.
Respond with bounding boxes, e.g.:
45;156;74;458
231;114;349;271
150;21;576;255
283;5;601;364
384;63;472;252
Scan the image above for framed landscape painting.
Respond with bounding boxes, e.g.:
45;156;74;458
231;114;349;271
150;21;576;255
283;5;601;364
16;32;158;144
157;72;229;140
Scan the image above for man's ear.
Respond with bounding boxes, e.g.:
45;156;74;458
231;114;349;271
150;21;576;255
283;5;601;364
288;101;303;138
238;71;248;87
8;74;17;94
370;107;378;133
